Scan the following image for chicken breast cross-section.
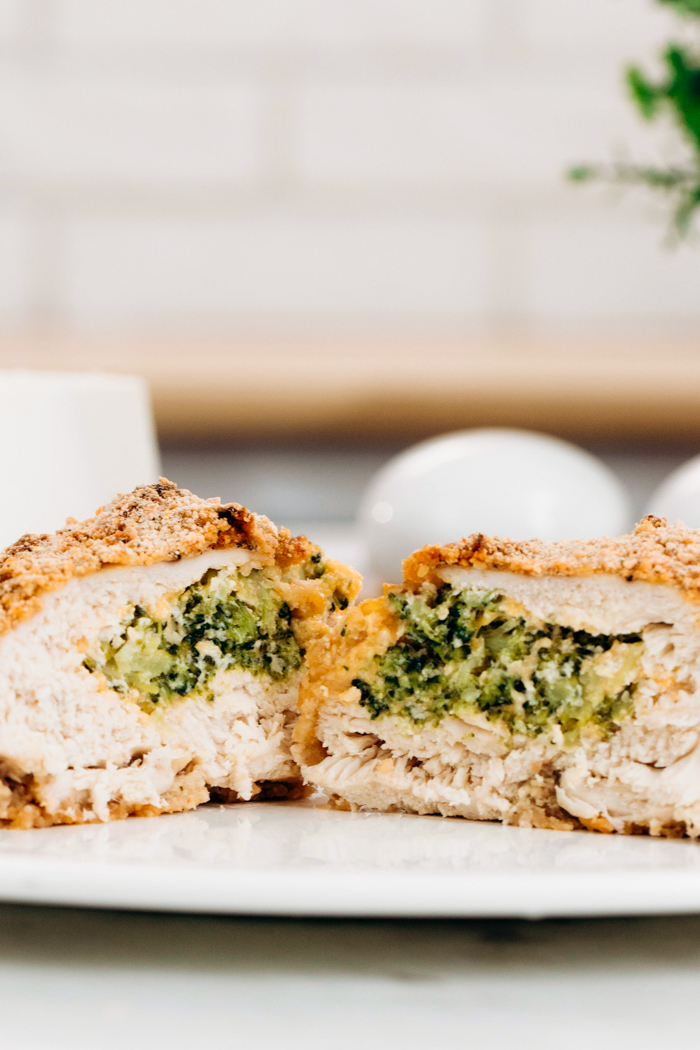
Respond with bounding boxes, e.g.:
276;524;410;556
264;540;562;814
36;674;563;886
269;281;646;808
0;479;360;827
295;516;700;837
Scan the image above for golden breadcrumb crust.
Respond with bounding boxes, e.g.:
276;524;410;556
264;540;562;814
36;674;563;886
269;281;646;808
0;766;309;830
0;477;348;637
295;596;400;766
403;515;700;597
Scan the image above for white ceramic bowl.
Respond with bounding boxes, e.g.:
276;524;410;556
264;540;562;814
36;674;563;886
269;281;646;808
0;371;161;548
646;455;700;528
359;428;631;582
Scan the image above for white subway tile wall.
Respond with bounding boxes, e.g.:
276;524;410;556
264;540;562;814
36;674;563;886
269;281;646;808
64;212;490;322
527;220;700;320
0;0;697;327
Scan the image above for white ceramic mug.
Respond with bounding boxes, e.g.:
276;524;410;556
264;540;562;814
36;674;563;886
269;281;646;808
0;371;161;549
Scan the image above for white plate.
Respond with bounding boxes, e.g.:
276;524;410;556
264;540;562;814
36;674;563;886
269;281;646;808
1;797;700;918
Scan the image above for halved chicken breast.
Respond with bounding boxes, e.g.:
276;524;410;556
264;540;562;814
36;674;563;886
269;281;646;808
0;479;360;827
296;516;700;837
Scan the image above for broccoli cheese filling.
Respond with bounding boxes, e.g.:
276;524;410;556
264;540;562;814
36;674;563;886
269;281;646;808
84;563;315;710
352;586;644;744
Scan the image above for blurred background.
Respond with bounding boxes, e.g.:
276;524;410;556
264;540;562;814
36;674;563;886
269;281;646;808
2;0;700;565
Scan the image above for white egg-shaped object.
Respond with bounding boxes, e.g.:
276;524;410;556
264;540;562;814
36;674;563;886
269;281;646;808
359;428;631;582
647;455;700;528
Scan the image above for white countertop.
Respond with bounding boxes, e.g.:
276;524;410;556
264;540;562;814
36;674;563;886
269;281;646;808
4;901;700;1050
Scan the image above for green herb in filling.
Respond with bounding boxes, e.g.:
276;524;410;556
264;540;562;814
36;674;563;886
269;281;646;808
84;567;304;709
352;586;643;743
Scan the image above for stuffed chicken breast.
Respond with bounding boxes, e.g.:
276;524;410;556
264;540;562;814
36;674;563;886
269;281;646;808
0;479;360;827
296;516;700;837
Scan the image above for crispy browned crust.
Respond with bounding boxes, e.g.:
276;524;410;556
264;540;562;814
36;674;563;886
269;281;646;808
0;776;312;828
0;766;210;828
403;515;700;598
0;477;320;637
210;780;311;803
294;596;400;767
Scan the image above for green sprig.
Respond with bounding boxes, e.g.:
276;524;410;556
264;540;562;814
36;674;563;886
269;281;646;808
569;0;700;237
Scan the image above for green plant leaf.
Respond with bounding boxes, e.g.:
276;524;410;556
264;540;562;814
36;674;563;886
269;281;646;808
664;45;700;154
571;2;700;239
627;66;663;118
658;0;700;17
568;165;595;181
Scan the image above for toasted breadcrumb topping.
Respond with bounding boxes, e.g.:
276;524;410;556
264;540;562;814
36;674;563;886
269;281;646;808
403;515;700;598
0;478;318;636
